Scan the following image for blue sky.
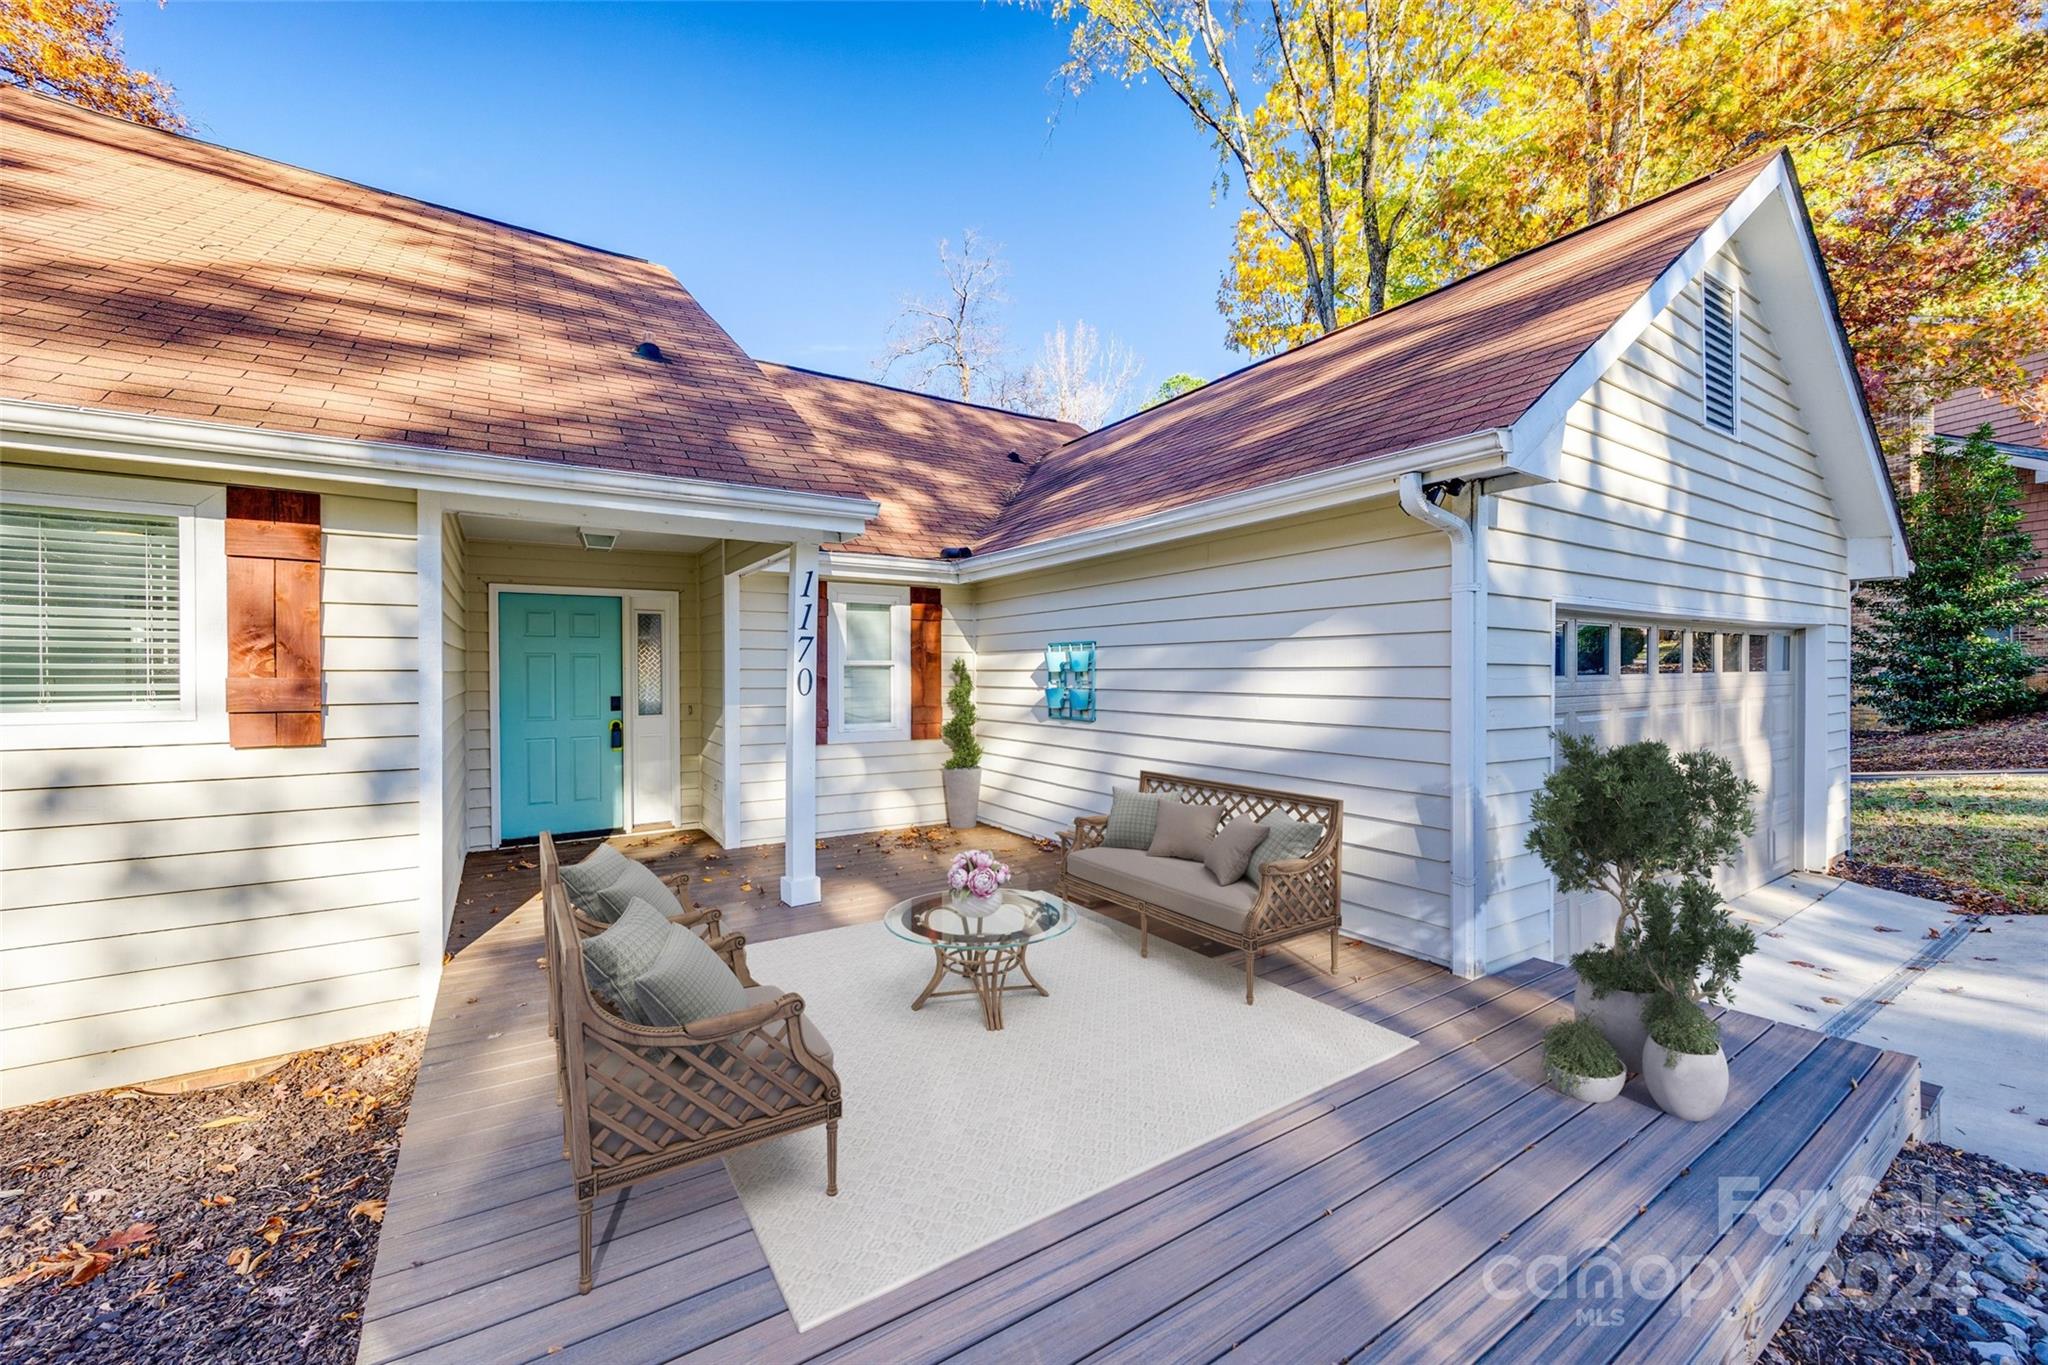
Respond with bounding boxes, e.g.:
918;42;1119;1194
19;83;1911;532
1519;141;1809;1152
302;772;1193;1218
116;1;1249;398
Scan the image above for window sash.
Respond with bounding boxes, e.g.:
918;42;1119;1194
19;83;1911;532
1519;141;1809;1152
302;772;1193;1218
828;587;909;739
0;504;184;713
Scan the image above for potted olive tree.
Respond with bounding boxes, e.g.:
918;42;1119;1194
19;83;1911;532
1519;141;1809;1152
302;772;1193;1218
1525;735;1754;1072
941;658;983;830
1542;1017;1625;1103
1636;876;1757;1119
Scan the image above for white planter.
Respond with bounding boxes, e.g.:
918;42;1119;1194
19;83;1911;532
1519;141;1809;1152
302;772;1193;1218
1642;1038;1730;1120
942;767;981;830
1546;1063;1626;1104
1574;984;1653;1075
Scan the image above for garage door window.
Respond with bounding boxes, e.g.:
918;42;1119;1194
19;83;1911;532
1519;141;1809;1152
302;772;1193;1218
1657;628;1684;673
1774;634;1792;671
1691;631;1716;673
1554;622;1566;676
1619;626;1649;674
1721;633;1745;672
1576;624;1610;677
1748;633;1769;672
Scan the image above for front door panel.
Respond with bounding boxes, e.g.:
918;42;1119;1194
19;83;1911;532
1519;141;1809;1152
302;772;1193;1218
499;592;623;841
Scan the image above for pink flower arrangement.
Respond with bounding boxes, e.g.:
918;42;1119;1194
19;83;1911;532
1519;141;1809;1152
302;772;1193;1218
947;848;1012;901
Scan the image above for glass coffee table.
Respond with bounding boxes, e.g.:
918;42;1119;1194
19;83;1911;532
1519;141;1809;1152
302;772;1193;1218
884;887;1075;1031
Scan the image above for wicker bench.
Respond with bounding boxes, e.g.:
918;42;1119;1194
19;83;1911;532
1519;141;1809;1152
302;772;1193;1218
1058;772;1344;1004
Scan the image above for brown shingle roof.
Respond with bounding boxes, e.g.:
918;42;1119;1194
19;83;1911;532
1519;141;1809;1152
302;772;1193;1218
976;152;1782;555
760;363;1080;557
0;88;857;497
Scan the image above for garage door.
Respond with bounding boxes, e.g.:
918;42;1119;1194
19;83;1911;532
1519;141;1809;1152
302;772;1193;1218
1551;618;1802;959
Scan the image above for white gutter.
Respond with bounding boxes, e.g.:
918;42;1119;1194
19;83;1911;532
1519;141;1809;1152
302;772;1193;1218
1397;471;1488;979
0;399;880;540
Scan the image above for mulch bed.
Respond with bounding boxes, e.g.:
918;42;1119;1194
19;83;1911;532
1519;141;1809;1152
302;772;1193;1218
1768;1140;2048;1365
1854;714;2048;773
1830;855;2030;915
0;1031;421;1365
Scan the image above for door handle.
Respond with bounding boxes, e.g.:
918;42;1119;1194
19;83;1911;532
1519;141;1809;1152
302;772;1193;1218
609;720;623;751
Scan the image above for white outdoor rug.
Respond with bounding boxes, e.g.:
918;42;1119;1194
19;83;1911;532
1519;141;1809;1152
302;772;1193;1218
724;908;1414;1329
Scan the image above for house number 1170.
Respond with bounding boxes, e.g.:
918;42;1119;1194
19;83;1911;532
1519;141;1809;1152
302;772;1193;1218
795;569;815;696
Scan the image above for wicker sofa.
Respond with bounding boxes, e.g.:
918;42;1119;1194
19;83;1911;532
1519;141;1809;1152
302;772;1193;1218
539;833;842;1293
1058;771;1344;1004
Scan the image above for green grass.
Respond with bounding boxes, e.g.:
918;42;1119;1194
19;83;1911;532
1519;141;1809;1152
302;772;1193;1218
1851;775;2048;912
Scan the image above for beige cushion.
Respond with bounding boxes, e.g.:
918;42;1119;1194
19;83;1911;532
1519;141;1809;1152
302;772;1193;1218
739;984;834;1065
1204;816;1271;885
1147;798;1218;861
1067;846;1258;935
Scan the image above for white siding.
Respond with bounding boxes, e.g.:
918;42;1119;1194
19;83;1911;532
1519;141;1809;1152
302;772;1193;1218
1;481;424;1106
459;540;703;848
733;571;969;844
1480;237;1852;970
966;505;1457;964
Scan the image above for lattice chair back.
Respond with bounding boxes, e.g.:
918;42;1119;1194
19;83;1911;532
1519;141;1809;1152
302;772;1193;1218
1135;770;1343;847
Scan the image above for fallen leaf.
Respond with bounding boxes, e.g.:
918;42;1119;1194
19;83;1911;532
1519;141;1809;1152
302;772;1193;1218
349;1199;386;1225
1872;925;1899;933
200;1114;258;1130
200;1194;236;1209
1787;960;1819;970
1821;996;1843;1005
260;1216;288;1246
95;1222;156;1254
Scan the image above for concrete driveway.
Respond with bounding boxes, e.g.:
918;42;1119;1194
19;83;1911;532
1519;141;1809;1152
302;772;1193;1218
1727;874;2048;1174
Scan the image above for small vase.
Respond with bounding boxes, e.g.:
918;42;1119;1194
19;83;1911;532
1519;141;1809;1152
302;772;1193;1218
1642;1038;1729;1120
1574;983;1652;1075
1546;1063;1625;1104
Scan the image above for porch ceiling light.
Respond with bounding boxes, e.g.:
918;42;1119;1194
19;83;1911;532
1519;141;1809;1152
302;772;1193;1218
578;527;620;552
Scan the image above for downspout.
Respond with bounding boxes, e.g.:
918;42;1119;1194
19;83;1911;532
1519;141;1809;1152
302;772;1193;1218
1397;472;1488;978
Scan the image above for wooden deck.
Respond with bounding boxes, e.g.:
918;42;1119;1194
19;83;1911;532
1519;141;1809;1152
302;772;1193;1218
361;826;1921;1364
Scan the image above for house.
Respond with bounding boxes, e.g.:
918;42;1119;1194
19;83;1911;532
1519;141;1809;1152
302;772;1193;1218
1929;350;2048;681
0;87;1907;1107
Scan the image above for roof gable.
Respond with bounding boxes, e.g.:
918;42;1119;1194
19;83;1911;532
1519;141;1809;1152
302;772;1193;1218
976;154;1783;555
760;364;1080;558
0;88;856;498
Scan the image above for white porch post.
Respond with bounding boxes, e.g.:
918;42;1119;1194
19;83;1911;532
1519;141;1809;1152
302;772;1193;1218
414;492;446;1021
780;540;822;905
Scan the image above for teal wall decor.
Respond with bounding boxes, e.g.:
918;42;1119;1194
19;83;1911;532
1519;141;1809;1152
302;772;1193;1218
1045;640;1096;722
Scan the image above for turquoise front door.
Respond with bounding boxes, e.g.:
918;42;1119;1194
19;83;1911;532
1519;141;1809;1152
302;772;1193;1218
498;592;624;841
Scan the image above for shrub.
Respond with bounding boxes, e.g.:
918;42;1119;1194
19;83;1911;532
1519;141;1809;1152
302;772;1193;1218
1854;425;2046;732
1543;1017;1623;1081
942;657;982;771
1643;992;1721;1064
1636;876;1757;1006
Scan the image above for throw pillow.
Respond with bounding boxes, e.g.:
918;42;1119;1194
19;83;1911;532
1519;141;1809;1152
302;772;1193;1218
630;904;747;1028
1147;798;1219;860
1204;815;1271;885
559;843;683;924
580;899;674;1018
1243;813;1326;886
1102;788;1161;850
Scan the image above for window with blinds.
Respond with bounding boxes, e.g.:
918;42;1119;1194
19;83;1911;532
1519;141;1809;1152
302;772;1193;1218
1702;276;1738;434
0;503;183;712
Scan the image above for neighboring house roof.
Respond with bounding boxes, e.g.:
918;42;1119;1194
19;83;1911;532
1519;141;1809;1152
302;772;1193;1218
760;364;1081;558
1930;351;2048;454
975;152;1783;555
0;87;857;498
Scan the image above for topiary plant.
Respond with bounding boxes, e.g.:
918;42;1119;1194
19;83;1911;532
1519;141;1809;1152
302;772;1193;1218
1527;735;1756;997
1643;992;1722;1065
942;657;982;771
1543;1017;1623;1082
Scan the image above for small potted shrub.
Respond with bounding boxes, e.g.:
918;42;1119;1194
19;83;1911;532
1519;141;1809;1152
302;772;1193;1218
1641;993;1730;1120
941;658;983;830
1542;1017;1625;1102
1635;876;1757;1120
1525;735;1755;1071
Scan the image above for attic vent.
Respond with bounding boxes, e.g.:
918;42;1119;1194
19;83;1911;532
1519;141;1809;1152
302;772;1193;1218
1702;277;1737;434
633;341;666;362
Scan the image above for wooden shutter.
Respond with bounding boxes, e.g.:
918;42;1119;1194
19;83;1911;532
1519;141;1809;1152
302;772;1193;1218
226;487;323;748
910;586;942;741
814;578;830;745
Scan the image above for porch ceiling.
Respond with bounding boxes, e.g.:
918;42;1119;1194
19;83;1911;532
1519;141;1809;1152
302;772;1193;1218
455;511;714;555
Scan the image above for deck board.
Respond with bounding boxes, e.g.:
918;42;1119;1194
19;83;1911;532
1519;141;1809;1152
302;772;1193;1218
360;827;1918;1363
